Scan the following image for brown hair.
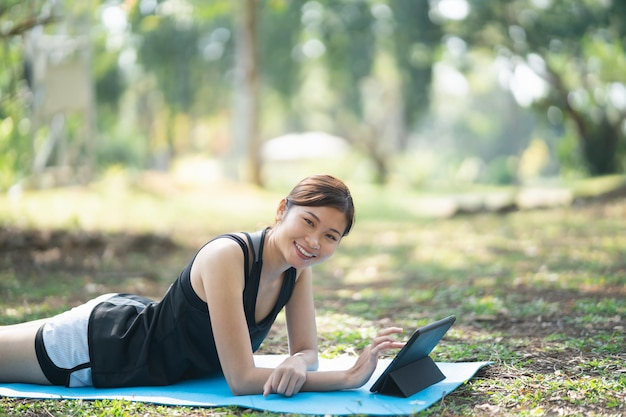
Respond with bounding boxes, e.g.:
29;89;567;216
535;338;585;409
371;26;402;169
285;175;355;236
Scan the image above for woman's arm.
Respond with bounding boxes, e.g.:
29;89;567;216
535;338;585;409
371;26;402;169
263;268;405;397
261;267;318;396
191;239;277;395
264;327;405;396
192;239;404;397
286;268;318;368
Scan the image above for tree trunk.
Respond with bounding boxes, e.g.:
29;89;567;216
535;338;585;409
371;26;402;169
579;118;621;176
232;0;262;186
542;64;624;176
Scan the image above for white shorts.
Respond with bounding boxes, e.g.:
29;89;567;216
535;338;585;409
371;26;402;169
35;294;118;387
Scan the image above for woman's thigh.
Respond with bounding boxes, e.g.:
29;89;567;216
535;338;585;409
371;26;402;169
0;321;51;384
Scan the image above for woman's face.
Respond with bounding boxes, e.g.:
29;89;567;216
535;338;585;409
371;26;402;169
275;202;347;269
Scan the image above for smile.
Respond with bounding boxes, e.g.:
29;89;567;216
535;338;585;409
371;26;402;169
295;242;316;258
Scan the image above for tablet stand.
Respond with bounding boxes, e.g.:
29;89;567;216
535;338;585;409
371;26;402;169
377;356;446;397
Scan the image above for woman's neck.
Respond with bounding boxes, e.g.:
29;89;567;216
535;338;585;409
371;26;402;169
261;227;292;279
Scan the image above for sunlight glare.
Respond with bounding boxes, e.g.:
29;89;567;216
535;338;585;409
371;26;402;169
608;83;626;111
511;64;548;107
302;38;326;59
434;0;469;21
101;5;127;34
434;62;469;96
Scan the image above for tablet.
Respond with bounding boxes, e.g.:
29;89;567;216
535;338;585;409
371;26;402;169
369;315;456;394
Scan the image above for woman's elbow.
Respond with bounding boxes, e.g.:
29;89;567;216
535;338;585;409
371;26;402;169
228;384;247;396
224;372;258;396
225;377;249;396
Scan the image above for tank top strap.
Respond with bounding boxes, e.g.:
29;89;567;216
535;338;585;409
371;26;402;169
244;228;266;265
241;229;267;324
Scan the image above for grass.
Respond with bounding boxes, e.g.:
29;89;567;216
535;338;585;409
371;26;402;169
1;173;625;416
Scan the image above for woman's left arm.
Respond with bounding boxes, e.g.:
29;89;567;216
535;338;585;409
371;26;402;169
263;268;405;397
285;267;319;368
263;267;318;396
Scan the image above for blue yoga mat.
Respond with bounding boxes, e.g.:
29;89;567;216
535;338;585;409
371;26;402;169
0;355;490;415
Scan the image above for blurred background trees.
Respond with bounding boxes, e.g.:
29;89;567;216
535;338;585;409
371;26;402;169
1;0;625;191
0;0;58;189
454;0;626;177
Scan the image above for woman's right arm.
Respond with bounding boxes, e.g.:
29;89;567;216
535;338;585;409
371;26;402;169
191;239;276;395
191;240;405;396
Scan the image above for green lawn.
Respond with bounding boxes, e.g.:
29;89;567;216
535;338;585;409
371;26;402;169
1;174;624;416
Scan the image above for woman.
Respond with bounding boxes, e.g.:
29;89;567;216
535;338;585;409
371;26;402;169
0;174;404;397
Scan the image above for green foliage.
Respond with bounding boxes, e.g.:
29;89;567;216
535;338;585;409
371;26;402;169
259;1;301;114
0;113;29;190
483;155;518;185
556;131;585;178
130;1;234;116
96;130;147;168
319;0;377;117
4;0;626;189
139;20;203;113
0;1;53;190
452;0;626;177
390;0;442;130
92;38;125;114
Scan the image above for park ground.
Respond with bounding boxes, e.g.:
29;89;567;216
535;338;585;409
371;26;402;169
0;172;624;416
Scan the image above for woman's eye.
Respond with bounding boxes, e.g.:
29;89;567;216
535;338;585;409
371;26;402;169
304;218;314;226
326;234;337;241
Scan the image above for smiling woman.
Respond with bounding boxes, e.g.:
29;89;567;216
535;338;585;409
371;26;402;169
282;174;355;237
0;174;405;397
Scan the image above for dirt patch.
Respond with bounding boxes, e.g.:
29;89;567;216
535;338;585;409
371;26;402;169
0;226;178;274
484;285;624;336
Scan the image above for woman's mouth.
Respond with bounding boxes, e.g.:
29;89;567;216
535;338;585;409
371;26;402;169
295;242;315;259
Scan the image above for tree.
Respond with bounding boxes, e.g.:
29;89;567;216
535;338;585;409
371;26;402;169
389;0;441;149
313;0;440;184
258;1;302;131
452;0;626;176
0;0;58;41
233;0;262;185
127;0;235;169
0;0;59;190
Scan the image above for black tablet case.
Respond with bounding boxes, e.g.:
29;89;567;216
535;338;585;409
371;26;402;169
371;316;455;397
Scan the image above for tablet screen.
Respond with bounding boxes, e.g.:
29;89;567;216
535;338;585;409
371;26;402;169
369;315;456;393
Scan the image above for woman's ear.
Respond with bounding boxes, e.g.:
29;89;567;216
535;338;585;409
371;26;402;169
275;198;288;222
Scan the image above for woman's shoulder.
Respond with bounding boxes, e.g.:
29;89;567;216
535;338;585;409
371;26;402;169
190;233;250;296
196;232;248;261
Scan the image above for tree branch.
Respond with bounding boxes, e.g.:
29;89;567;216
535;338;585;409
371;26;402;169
0;14;59;39
537;60;590;141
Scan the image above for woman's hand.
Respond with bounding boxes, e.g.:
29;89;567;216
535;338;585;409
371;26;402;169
346;327;405;389
263;328;405;396
263;354;308;397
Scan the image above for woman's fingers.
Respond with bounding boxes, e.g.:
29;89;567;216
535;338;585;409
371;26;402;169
376;327;404;337
369;327;405;354
263;369;306;397
263;375;273;397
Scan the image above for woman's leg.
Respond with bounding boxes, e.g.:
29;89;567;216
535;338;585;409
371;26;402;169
0;320;51;384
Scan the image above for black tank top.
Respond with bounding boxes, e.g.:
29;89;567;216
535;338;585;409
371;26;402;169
88;229;297;387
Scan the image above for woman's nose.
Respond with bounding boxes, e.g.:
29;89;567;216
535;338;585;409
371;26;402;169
307;235;320;250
